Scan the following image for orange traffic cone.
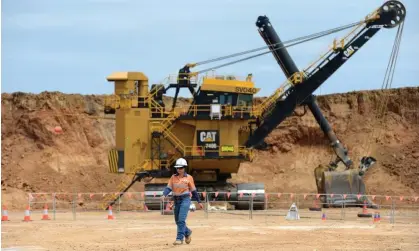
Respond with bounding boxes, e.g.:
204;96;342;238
357;200;372;218
373;211;381;222
321;211;326;221
42;204;50;220
362;200;368;214
2;205;10;221
23;205;32;222
108;206;114;220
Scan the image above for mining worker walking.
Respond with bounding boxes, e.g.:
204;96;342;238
162;158;204;245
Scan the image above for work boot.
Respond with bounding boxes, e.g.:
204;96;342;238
185;231;192;244
173;240;183;245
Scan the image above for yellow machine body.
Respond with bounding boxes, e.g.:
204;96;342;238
106;71;257;183
200;75;260;95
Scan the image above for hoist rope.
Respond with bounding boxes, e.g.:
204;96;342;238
363;21;404;156
193;20;365;73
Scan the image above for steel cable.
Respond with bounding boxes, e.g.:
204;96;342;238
363;21;404;156
195;21;365;74
193;21;365;69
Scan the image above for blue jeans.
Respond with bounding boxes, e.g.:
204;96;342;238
173;196;192;241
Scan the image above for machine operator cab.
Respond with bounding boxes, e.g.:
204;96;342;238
187;72;260;119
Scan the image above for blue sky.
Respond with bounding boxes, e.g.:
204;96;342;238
2;0;418;97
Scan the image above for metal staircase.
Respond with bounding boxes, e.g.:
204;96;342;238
100;159;158;209
100;180;129;209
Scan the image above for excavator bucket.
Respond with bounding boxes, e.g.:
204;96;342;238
314;165;373;207
323;169;367;206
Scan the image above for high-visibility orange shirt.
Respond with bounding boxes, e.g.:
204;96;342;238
167;173;196;196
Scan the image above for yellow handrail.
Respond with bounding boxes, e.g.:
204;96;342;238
163;129;186;152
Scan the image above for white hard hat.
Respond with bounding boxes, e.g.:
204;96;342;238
174;158;188;168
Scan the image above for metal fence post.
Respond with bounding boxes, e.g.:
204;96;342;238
249;196;253;220
205;193;209;219
53;193;56;221
160;198;163;215
343;199;346;221
391;199;395;224
28;193;31;210
248;197;251;220
118;194;121;215
72;193;76;221
265;193;268;211
389;199;393;224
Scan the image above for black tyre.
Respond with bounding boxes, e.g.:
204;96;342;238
236;183;265;210
309;207;322;211
357;213;373;218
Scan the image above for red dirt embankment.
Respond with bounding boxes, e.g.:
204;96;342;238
1;88;418;208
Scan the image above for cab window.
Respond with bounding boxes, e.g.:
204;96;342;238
237;94;252;107
220;94;233;105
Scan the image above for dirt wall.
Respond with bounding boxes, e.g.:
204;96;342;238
2;87;418;208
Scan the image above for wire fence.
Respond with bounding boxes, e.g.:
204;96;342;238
2;192;418;224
